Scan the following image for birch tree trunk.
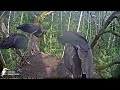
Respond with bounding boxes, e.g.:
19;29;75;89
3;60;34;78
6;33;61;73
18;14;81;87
77;11;83;32
50;13;54;52
67;11;72;31
20;11;24;25
0;11;5;19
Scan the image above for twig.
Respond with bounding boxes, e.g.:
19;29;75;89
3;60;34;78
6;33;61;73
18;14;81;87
103;30;120;37
0;11;5;19
67;11;72;31
97;61;120;70
30;11;38;18
91;11;120;49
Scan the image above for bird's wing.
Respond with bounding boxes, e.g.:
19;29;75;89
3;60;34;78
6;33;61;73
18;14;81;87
76;45;94;78
63;44;76;73
13;34;28;49
76;45;88;74
86;48;94;78
73;32;90;52
64;44;83;78
16;23;39;34
0;35;15;49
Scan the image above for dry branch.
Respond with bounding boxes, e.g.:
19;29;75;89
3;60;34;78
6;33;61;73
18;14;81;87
97;61;120;70
103;30;120;37
35;11;54;24
91;11;120;49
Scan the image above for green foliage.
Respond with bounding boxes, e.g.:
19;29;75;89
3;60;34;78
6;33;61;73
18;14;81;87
0;11;120;78
112;65;120;78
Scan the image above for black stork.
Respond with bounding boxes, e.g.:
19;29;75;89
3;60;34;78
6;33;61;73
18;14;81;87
16;23;46;54
58;31;94;79
0;33;28;49
0;33;28;77
16;23;46;37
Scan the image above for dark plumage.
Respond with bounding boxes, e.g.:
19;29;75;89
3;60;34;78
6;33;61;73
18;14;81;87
58;31;90;52
64;44;82;78
58;31;94;78
0;33;28;49
16;23;46;37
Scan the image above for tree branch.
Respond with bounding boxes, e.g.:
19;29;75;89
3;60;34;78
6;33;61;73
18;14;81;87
30;11;38;18
103;30;120;37
97;61;120;70
35;11;54;24
110;31;120;37
0;11;5;19
96;29;120;38
91;11;120;49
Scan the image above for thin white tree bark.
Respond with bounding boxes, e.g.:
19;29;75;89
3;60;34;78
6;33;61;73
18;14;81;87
81;12;85;33
20;11;24;24
7;11;12;34
60;11;65;58
0;11;6;66
67;11;72;31
47;11;54;15
50;13;54;52
8;11;12;61
0;11;5;19
0;50;6;65
98;11;101;29
30;11;38;18
89;11;92;42
61;11;62;32
77;11;83;32
107;33;112;48
13;11;16;21
112;23;116;48
86;11;89;39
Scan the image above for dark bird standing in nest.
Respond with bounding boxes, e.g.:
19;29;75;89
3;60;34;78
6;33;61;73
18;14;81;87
58;31;90;52
63;44;82;78
0;33;28;49
16;23;46;37
0;33;28;78
58;31;94;79
16;23;46;55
